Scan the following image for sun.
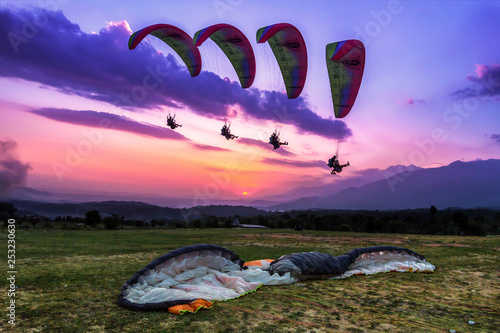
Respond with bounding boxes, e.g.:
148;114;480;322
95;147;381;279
242;192;248;195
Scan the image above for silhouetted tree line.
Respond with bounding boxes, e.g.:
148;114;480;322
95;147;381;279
251;207;499;236
1;202;499;236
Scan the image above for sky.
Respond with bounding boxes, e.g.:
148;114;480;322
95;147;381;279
0;0;499;205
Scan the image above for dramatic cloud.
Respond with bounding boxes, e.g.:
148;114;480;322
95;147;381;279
491;134;500;144
0;139;31;195
451;64;500;99
0;7;351;140
0;8;192;110
261;157;326;169
237;137;296;157
31;108;187;141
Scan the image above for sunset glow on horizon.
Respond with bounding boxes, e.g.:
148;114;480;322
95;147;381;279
0;1;498;205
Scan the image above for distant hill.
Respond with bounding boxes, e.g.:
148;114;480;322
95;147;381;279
11;200;270;220
267;159;500;210
5;159;499;216
249;164;421;207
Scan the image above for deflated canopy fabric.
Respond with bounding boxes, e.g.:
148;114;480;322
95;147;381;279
128;24;202;77
326;39;365;118
117;244;435;312
117;244;260;311
269;246;429;280
256;23;308;99
193;24;256;89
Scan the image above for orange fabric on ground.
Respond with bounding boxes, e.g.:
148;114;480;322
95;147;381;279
243;259;274;267
167;299;213;315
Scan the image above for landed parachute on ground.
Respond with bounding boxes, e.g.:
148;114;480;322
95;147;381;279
326;39;365;119
193;24;256;89
257;23;308;99
117;244;435;314
128;24;202;77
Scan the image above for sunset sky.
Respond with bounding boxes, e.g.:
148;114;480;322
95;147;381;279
0;0;499;205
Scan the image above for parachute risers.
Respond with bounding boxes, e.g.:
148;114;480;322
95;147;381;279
193;23;256;89
128;24;202;77
257;23;308;99
326;39;365;119
117;244;435;313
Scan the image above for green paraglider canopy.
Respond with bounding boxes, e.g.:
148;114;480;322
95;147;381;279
326;39;365;118
256;23;308;99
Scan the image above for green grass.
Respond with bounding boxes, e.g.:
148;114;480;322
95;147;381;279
1;229;499;332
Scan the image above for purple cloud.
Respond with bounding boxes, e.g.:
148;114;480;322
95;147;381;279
192;143;231;152
0;139;31;196
31;108;187;140
0;8;186;110
261;157;326;168
0;7;351;140
491;134;500;143
451;64;500;99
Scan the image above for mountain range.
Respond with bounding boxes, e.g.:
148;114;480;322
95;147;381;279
265;159;500;210
3;159;499;218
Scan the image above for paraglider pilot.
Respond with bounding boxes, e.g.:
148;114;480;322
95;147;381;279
269;131;288;150
166;114;182;130
221;123;238;140
327;155;349;175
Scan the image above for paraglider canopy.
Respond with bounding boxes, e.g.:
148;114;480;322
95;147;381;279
128;24;202;77
326;39;365;118
256;23;308;99
193;23;256;89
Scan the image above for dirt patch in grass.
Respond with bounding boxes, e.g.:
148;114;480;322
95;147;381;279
422;243;471;247
235;233;405;245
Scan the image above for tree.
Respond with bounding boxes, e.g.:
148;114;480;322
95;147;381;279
103;214;122;230
222;218;233;228
0;202;17;217
430;205;438;216
312;216;323;230
452;211;468;232
387;220;408;234
205;215;219;228
339;223;353;232
190;219;202;229
134;220;145;228
84;210;101;227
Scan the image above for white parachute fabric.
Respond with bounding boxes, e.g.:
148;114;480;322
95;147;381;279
117;244;435;312
331;250;435;279
125;267;261;305
121;245;261;307
231;265;298;286
125;260;297;306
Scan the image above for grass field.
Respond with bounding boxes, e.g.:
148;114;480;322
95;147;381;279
2;228;499;332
